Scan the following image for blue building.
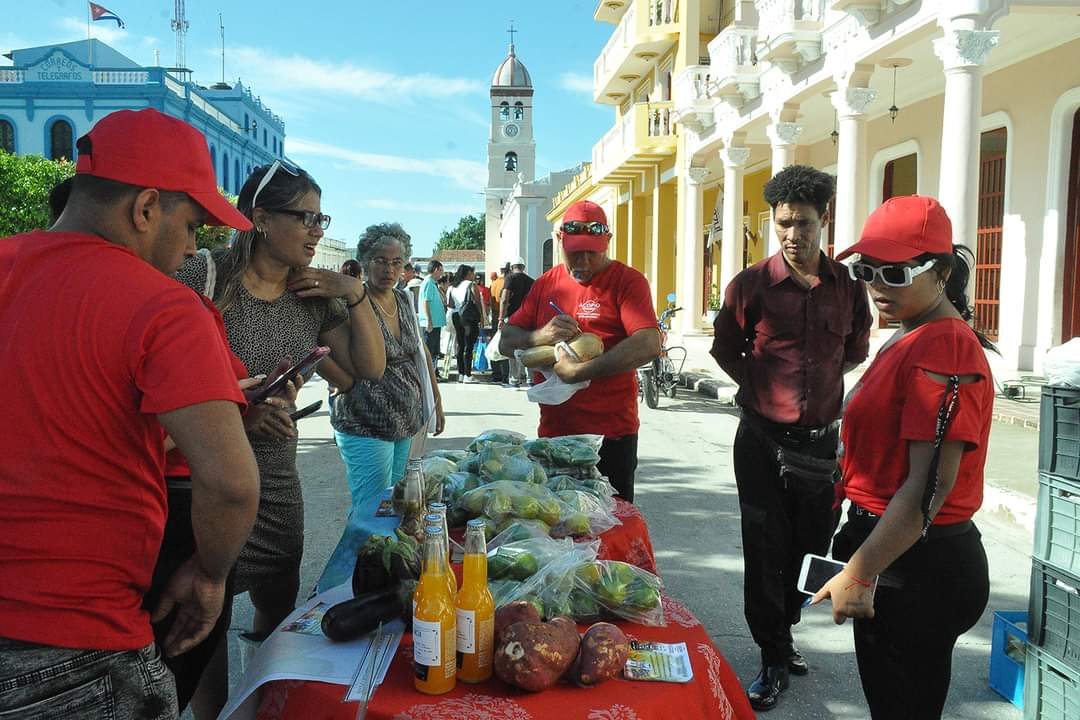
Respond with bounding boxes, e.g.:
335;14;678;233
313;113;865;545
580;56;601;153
0;39;284;195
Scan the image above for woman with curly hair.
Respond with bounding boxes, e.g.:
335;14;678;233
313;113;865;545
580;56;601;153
332;223;445;514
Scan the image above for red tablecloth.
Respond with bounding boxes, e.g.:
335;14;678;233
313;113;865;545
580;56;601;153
593;499;657;574
255;596;755;720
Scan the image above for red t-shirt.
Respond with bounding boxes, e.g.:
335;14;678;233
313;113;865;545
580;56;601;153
0;231;246;651
508;262;657;438
163;294;250;477
841;319;994;525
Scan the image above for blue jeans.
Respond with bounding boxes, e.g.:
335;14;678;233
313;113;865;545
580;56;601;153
0;638;178;719
335;432;413;513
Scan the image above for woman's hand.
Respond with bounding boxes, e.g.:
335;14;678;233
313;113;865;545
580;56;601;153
811;570;876;625
287;267;363;300
433;400;445;437
245;396;296;440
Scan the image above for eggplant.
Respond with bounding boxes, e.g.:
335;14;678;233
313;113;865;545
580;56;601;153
321;588;404;642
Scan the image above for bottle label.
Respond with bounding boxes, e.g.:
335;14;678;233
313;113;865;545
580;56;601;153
412;617;441;667
456;609;476;653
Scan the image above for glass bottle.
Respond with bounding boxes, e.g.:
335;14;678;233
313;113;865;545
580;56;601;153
397;461;424;537
427;501;451;558
456;518;495;683
424;514;457;597
412;525;456;695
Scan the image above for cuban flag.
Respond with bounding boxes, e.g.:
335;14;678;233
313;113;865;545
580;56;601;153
89;2;125;29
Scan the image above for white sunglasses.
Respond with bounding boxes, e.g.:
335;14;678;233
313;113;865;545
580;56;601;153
848;259;936;287
251;159;300;208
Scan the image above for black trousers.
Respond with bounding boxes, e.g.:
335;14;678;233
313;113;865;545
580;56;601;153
832;515;990;719
732;419;838;665
452;314;479;378
143;482;235;712
422;327;441;365
597;434;639;503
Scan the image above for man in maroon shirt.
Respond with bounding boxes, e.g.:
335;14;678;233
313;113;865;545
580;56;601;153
711;165;871;712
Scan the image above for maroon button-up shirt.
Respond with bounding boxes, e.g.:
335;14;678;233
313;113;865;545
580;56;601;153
711;252;872;427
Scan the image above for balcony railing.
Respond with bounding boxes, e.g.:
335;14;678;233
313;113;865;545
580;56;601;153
0;69;24;83
646;0;677;27
593;0;680;103
708;24;761;105
755;0;826;73
92;71;150;84
592;101;677;182
672;65;716;132
594;1;637;92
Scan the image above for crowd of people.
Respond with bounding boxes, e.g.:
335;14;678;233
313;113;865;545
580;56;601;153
0;109;997;720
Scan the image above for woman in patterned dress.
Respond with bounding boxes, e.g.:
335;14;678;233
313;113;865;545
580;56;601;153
175;161;385;718
333;223;445;515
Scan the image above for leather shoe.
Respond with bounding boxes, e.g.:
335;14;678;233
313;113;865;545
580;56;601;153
747;665;789;711
787;648;809;676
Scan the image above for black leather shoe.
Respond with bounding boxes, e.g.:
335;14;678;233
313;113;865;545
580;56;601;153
787;648;809;676
747;665;789;711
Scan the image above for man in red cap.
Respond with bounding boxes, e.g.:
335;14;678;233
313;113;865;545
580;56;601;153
0;108;260;717
499;200;661;501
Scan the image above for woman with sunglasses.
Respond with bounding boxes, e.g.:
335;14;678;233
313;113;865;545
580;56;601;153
175;160;385;718
332;223;444;515
811;196;996;719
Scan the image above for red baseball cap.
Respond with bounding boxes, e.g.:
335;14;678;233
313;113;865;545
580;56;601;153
75;108;252;231
560;200;610;253
836;195;953;263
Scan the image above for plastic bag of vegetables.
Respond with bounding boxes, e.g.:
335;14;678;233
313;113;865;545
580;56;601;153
524;434;603;468
500;540;601;621
476;444;547;484
487;519;552;549
424;449;469;464
487;535;574;582
459;480;567;525
420;456;458;488
570;559;665;626
545;475;618;512
550;489;620;538
466;429;526;453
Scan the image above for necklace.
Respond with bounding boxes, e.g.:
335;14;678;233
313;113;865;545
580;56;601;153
368;287;397;319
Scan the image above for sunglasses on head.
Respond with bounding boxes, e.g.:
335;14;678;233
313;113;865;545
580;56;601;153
848;259;936;287
251;159;300;208
560;221;609;236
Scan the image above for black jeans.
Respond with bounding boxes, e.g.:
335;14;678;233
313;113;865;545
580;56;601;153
452;314;479;378
832;515;990;719
598;434;639;503
143;481;235;712
732;418;838;665
422;327;441;365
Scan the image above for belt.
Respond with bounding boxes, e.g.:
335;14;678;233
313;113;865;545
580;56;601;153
850;504;974;540
741;407;839;443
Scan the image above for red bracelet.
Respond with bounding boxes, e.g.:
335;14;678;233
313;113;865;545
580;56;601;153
843;570;873;589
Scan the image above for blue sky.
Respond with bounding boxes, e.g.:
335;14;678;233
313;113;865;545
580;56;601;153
3;1;615;256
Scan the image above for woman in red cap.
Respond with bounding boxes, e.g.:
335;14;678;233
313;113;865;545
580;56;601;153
812;195;996;719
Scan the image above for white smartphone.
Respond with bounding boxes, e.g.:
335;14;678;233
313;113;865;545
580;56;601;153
797;553;848;596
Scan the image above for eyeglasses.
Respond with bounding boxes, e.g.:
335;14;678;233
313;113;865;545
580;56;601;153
369;257;405;269
560;221;609;236
267;208;332;230
848;259;936;287
251;159;300;208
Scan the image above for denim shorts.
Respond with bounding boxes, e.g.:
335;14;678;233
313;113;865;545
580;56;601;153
0;637;178;719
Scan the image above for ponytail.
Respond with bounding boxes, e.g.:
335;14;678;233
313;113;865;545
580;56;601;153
925;245;998;354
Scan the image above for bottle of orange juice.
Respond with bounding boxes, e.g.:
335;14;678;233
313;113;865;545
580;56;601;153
424;513;457;597
456;518;495;683
413;525;456;695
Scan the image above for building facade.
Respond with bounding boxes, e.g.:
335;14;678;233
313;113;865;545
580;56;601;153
0;39;283;195
552;0;1080;372
311;237;351;272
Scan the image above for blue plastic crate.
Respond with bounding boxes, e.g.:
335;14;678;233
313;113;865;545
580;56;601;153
990;611;1027;708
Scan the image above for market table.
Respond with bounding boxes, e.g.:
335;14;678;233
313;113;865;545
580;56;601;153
316;492;657;594
254;595;755;720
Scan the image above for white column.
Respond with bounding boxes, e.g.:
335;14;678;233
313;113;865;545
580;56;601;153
719;145;751;295
766;119;803;255
680;167;710;334
831;82;877;255
934;27;999;252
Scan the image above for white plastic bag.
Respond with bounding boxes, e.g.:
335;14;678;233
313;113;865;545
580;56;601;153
1044;338;1080;387
520;344;590;405
485;330;507;362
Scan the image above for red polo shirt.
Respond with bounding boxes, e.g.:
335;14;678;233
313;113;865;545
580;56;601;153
0;231;245;651
842;319;993;524
711;252;872;427
508;262;656;438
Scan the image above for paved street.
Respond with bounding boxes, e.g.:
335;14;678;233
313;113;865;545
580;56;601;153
218;374;1033;719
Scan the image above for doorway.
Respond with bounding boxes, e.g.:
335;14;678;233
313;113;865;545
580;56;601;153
1063;109;1080;341
975;128;1007;341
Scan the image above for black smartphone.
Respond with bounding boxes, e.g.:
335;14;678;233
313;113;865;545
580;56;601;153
289;400;323;422
249;346;331;405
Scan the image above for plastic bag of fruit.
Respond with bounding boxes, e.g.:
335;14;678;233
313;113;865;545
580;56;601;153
486;535;574;582
458;480;566;525
546;475;618;513
476;443;547;484
524;434;603;468
549;489;620;538
492;539;601;621
569;559;665;626
467;429;527;453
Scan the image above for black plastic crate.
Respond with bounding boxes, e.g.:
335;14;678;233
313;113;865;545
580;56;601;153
1024;644;1080;720
1029;560;1080;674
1040;385;1080;480
1035;473;1080;578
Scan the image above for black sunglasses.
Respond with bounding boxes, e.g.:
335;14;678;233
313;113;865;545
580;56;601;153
560;221;609;236
268;208;332;230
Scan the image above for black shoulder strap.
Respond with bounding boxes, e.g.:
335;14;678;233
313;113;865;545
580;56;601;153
920;374;961;539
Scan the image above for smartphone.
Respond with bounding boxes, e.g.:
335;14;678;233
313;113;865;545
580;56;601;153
249;346;331;405
289;400;323;422
797;554;849;596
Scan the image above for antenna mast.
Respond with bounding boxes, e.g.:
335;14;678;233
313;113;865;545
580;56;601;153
171;0;189;70
219;13;225;84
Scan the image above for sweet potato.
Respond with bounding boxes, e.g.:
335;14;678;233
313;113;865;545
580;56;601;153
520;333;605;368
565;622;629;686
494;600;543;643
494;617;581;692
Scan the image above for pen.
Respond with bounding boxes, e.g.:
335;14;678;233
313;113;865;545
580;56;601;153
549;301;568;316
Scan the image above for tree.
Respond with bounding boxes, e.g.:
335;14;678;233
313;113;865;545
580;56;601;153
434;213;485;254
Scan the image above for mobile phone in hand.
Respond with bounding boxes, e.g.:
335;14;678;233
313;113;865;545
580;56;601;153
289;400;323;422
797;554;848;596
249;346;330;405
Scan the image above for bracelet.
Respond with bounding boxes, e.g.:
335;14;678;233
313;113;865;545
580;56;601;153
843;570;873;589
346;289;367;309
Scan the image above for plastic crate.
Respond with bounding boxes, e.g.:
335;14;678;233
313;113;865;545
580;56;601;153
1024;645;1080;720
1040;385;1080;480
1034;473;1080;578
1029;561;1080;673
989;610;1027;707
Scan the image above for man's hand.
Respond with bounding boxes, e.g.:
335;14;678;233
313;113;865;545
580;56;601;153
535;314;579;346
150;555;226;657
552;345;587;384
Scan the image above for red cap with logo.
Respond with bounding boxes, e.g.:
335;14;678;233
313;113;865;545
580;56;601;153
560;200;611;253
836;195;953;263
75;108;252;231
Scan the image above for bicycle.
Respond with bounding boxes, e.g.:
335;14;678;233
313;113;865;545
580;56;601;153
638;293;687;409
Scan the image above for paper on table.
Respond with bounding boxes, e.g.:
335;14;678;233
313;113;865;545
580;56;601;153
217;583;404;720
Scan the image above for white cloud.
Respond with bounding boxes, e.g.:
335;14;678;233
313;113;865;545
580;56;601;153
287;137;486;190
361;198;479;216
559;71;593;95
59;17;126;45
222;46;483;103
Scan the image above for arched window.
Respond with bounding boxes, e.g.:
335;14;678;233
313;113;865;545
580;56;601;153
49;119;74;161
209;145;217;184
504;151;518;172
223;151;230;190
513;101;523;120
272;137;276;155
0;119;14;154
234;158;241;194
499;101;510;121
263;128;267;147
